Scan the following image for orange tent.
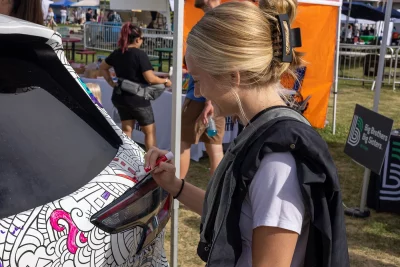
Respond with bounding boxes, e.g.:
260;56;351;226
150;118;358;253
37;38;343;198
183;0;341;128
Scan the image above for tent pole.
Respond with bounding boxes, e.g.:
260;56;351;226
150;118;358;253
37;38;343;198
345;0;393;218
170;0;183;266
364;0;394;212
333;4;342;135
344;0;353;43
166;0;172;31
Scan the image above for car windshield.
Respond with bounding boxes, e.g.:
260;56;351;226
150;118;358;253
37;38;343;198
0;42;120;219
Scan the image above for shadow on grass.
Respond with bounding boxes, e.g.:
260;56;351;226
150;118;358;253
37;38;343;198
348;227;400;259
182;214;201;231
350;251;399;267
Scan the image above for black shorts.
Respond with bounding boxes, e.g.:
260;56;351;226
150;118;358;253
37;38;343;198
114;104;155;126
112;91;155;126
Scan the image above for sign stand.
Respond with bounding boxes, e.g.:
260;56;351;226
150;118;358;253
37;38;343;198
344;0;393;218
344;169;371;218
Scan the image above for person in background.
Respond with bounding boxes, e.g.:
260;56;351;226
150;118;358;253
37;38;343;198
112;11;122;23
72;8;78;23
346;24;353;43
362;26;369;36
148;11;158;29
107;10;114;22
100;23;172;150
47;7;57;29
369;26;375;36
179;0;225;179
86;83;102;105
60;6;67;24
80;8;86;22
0;0;43;24
354;23;360;39
180;58;225;179
392;27;399;44
86;8;95;22
97;10;105;23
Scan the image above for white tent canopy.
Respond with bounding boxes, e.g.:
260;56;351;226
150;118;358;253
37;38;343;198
110;0;172;31
71;0;100;7
110;0;171;12
340;14;375;25
341;14;356;23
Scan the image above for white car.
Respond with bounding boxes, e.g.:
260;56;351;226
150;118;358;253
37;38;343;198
0;15;170;267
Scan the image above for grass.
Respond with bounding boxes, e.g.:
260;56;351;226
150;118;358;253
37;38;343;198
162;80;400;266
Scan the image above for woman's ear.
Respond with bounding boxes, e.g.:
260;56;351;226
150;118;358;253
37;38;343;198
231;71;240;88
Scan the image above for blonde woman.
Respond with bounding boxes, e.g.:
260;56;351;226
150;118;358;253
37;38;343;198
97;10;105;23
47;7;57;29
86;83;102;104
145;0;349;266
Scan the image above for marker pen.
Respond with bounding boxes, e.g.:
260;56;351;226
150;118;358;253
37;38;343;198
136;151;174;178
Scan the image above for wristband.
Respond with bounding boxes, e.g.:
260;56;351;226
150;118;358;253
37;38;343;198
173;179;185;199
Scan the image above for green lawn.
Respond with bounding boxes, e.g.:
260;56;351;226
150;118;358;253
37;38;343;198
163;80;400;267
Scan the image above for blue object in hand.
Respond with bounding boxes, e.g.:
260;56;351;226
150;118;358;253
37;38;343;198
207;116;218;137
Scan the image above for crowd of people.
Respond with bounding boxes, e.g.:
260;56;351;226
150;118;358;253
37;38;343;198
45;6;123;26
341;23;377;43
341;22;400;46
0;0;350;266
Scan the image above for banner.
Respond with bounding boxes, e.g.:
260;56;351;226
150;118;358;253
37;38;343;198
293;3;338;128
183;0;340;128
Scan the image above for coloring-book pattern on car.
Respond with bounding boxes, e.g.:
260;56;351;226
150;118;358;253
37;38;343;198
0;16;169;267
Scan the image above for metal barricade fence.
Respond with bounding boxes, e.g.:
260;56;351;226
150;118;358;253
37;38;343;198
338;44;395;88
392;47;400;90
84;23;173;57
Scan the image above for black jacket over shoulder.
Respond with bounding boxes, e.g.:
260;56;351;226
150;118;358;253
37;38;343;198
197;106;349;267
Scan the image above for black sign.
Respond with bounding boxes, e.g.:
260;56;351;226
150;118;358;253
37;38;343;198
344;104;393;174
368;133;400;214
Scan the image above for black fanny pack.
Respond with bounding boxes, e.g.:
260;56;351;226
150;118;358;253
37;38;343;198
117;79;166;101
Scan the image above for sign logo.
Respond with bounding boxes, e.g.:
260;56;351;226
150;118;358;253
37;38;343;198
380;141;400;201
348;115;363;147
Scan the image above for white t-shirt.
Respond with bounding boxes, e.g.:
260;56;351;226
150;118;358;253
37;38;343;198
347;29;352;39
60;10;67;17
236;152;310;267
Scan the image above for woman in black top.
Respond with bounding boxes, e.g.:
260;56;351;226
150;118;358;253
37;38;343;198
100;23;172;150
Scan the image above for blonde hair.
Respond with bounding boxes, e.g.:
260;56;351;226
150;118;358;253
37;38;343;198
186;0;303;88
86;83;102;104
